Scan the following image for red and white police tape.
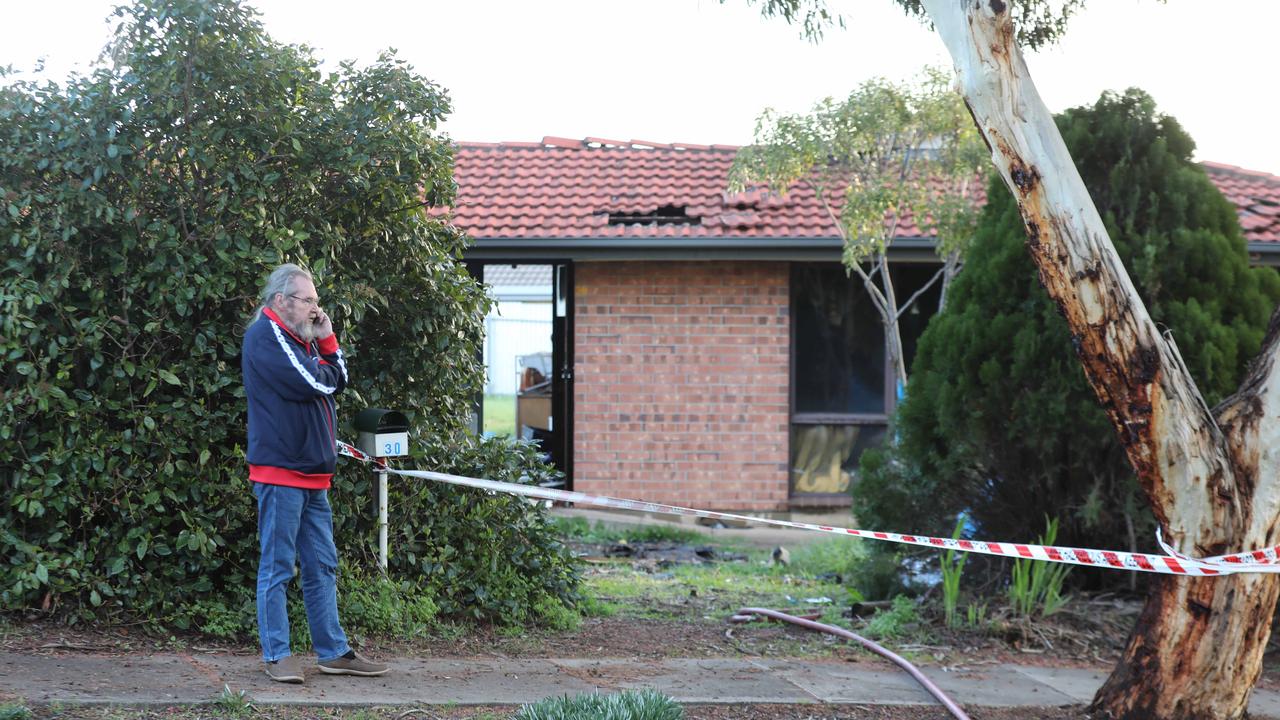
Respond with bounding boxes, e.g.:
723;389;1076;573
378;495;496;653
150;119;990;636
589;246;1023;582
337;440;1280;577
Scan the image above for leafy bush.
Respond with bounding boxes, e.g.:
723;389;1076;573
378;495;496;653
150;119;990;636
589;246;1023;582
0;0;576;628
857;89;1280;563
403;432;581;624
843;545;922;602
516;690;684;720
863;595;920;640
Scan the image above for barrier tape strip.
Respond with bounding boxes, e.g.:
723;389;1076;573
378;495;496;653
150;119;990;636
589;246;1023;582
337;441;1280;577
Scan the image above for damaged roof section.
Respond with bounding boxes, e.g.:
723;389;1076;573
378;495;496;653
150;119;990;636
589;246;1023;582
435;138;883;239
606;204;700;227
434;138;1280;253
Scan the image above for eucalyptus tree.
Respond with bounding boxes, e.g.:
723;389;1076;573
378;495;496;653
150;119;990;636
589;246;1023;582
728;69;985;391
735;1;1280;717
857;89;1280;591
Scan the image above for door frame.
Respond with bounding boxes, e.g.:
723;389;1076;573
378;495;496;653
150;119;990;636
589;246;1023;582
470;260;574;490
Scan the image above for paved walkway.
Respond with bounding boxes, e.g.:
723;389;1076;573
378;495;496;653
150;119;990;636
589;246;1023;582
3;651;1279;716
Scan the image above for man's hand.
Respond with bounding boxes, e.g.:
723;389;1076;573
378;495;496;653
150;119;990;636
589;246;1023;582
313;308;334;340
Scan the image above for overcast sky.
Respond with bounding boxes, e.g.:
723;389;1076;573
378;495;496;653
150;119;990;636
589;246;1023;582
6;1;1279;174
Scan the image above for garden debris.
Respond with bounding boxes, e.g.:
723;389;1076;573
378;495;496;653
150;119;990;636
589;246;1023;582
697;516;751;528
729;609;825;623
847;599;896;617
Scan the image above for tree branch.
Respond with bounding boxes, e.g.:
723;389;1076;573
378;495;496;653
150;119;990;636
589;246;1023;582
894;264;947;322
1216;306;1280;527
810;184;891;320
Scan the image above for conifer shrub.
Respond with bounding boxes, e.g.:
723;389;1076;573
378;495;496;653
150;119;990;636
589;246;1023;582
857;90;1280;568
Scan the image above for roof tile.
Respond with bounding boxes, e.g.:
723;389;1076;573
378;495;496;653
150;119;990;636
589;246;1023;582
443;139;1280;243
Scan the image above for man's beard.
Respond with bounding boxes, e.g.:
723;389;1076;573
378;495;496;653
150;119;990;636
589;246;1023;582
287;317;318;343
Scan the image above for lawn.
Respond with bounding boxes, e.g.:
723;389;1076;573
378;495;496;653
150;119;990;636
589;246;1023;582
483;394;517;437
556;518;866;632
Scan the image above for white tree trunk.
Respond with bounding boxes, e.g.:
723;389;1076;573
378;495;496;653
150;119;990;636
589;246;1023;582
879;254;909;392
918;1;1280;717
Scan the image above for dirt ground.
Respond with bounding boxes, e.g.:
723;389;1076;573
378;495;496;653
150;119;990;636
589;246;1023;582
8;613;1280;719
0;613;1120;668
8;540;1280;719
2;613;1105;719
0;613;1131;720
0;690;1094;720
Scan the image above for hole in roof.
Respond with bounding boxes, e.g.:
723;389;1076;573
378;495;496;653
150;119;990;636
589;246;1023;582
607;204;701;227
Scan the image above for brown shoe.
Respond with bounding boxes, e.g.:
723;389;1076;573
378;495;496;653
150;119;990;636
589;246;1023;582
264;655;304;683
318;650;389;676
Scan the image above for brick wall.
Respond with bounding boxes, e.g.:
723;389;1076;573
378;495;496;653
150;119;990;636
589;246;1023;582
573;261;790;511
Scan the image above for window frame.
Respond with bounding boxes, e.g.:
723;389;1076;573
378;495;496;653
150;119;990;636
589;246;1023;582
788;262;896;500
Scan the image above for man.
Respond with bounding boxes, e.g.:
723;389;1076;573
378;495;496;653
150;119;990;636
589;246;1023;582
242;263;388;683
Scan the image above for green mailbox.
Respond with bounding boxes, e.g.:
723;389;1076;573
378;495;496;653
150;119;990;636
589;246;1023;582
354;408;409;458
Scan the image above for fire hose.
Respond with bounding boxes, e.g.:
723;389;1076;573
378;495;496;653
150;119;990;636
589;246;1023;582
731;607;971;720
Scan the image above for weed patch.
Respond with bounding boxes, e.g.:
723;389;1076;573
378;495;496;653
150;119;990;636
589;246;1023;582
1008;518;1072;619
863;596;920;641
516;689;683;720
215;684;254;717
0;704;31;720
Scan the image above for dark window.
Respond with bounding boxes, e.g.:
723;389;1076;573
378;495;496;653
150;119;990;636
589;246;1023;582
792;264;886;414
789;261;943;499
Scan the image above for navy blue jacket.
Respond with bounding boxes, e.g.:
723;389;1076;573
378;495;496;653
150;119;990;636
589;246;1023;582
242;308;348;488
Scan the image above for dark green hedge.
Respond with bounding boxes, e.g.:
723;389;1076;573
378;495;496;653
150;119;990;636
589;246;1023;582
0;0;578;626
857;90;1280;566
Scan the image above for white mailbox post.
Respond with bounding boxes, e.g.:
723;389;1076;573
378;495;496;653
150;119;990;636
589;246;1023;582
354;408;410;572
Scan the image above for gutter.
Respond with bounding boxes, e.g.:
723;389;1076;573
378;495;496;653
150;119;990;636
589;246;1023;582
465;236;1280;267
1249;241;1280;267
463;236;939;263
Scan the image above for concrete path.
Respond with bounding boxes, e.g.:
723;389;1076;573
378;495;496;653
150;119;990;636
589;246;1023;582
3;651;1279;716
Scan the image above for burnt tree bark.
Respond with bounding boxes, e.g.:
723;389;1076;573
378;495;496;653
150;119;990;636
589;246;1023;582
918;1;1280;718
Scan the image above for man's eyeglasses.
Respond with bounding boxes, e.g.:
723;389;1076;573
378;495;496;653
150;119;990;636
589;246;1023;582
288;294;319;307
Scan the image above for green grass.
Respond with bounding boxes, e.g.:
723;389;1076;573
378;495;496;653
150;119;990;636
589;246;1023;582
483;393;517;436
567;532;946;649
787;537;868;579
578;539;856;628
862;595;920;640
553;517;709;545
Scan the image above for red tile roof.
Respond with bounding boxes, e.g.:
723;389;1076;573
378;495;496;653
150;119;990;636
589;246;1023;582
1202;162;1280;244
437;138;1280;244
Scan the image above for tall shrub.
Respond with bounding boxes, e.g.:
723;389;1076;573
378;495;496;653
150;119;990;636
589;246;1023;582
857;89;1280;557
0;0;577;626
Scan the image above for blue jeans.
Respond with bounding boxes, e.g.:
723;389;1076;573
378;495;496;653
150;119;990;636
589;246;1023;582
253;483;351;663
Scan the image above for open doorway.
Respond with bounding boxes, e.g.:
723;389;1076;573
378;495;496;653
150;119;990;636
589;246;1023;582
477;262;573;488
